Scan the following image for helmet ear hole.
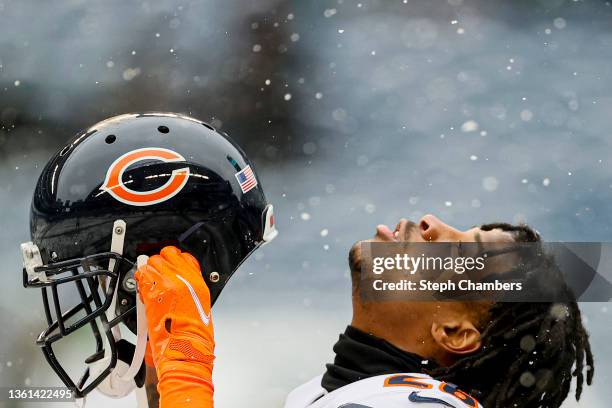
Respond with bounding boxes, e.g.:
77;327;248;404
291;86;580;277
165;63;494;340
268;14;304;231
105;134;116;144
164;318;172;333
157;125;170;134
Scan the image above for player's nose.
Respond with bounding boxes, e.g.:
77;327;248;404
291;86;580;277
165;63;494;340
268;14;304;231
418;214;459;241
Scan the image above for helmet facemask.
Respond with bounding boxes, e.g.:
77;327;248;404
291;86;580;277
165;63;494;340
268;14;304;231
21;221;148;399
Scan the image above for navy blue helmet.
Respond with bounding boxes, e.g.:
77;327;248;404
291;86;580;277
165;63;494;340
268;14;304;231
21;112;277;397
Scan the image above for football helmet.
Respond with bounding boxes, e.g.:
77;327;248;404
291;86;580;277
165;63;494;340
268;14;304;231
21;112;277;398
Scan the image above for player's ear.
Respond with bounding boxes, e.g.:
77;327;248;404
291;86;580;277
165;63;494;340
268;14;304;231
430;319;482;355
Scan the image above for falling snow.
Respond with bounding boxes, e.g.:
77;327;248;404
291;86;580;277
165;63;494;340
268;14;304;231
323;8;337;18
553;17;567;29
461;120;479;132
520;110;533;121
122;67;141;81
482;176;499;192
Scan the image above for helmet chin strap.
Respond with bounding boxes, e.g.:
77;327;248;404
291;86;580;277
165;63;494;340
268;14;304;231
78;221;149;407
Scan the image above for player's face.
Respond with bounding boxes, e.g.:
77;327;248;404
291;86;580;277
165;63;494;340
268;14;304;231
349;214;520;364
349;214;516;272
369;214;515;244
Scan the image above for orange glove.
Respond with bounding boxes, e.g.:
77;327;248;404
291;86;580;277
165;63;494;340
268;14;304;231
134;246;215;408
144;341;155;368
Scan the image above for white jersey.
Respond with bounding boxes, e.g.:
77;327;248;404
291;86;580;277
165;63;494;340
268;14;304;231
285;373;483;408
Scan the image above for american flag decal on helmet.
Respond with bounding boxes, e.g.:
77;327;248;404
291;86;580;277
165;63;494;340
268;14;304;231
235;165;258;193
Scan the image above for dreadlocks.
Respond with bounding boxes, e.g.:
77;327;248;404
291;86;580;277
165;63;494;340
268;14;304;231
429;223;594;408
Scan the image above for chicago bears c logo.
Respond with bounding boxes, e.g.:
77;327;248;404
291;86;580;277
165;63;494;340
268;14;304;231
101;147;190;206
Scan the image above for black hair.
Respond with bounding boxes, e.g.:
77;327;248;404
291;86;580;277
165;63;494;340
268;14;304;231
430;223;594;408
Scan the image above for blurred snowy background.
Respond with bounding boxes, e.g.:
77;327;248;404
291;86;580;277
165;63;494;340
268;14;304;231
1;0;611;406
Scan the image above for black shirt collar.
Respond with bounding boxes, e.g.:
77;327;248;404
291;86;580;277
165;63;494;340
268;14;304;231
321;325;436;393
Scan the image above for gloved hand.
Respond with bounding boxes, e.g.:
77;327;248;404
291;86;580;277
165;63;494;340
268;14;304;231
135;246;215;407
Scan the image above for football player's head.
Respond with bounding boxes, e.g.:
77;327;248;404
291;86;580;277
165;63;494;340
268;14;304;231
21;113;277;398
348;215;593;408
